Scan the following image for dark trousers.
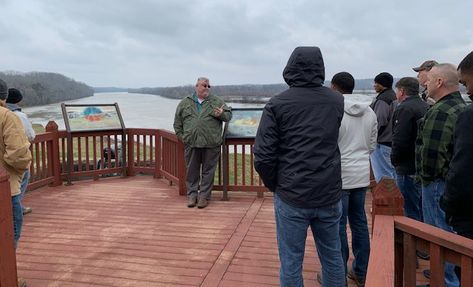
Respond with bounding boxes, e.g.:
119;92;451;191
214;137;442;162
184;146;221;200
450;216;473;286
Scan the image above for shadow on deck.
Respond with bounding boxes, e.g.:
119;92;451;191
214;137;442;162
17;177;429;287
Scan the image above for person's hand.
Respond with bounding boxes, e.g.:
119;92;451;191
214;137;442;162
214;104;224;117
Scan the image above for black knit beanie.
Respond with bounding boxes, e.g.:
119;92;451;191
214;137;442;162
7;88;23;104
374;72;394;89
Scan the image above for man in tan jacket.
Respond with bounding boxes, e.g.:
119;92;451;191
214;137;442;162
0;78;31;287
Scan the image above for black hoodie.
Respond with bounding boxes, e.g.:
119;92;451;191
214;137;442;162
254;47;344;208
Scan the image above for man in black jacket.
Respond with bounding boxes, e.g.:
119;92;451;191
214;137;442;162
254;46;345;287
370;72;397;183
441;51;473;282
391;77;429;222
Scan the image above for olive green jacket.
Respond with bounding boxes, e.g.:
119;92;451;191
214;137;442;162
173;93;232;147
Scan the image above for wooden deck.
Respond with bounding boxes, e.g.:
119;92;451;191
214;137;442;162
17;176;429;286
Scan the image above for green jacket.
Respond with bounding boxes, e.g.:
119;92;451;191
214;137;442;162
416;91;466;186
173;93;232;147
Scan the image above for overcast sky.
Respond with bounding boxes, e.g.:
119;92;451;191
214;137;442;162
1;0;472;88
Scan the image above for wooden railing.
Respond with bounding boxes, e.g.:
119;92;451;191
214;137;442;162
26;122;267;197
367;179;473;286
0;168;18;287
367;215;473;286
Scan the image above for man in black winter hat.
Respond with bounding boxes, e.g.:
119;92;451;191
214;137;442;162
6;88;35;216
370;72;397;183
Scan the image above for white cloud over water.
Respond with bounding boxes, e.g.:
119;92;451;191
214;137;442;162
1;0;472;87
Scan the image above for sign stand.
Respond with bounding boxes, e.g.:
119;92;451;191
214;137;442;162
221;108;263;201
61;103;126;183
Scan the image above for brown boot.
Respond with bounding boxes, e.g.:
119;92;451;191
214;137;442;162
197;197;208;209
187;196;197;208
18;277;27;287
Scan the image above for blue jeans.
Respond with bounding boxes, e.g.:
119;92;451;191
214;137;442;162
370;144;396;183
12;194;23;249
396;174;422;221
422;180;459;287
19;170;30;200
339;188;370;281
274;193;345;287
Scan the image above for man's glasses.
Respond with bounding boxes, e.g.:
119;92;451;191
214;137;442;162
201;84;211;88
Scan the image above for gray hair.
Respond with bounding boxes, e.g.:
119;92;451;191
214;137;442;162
196;77;209;85
395;77;419;96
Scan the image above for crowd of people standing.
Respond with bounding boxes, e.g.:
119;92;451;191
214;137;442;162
254;47;473;287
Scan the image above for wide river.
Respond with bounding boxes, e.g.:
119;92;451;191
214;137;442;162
23;92;268;131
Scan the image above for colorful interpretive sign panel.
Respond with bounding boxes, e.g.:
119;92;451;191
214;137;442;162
62;104;124;132
225;108;263;138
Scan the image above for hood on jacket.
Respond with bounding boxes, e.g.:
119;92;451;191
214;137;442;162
283;46;325;87
343;94;372;117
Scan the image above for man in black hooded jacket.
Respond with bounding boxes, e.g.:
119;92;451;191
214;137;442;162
254;46;345;287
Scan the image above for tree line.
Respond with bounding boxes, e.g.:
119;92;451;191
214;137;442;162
129;84;288;102
0;71;93;107
128;80;381;101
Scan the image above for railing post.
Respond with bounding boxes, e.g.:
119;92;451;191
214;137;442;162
371;177;404;230
177;140;187;196
127;131;135;177
154;130;162;179
46;121;62;187
0;168;18;287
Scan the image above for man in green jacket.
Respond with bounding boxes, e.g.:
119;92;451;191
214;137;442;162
173;77;232;208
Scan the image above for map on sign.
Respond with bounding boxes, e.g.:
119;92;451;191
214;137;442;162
225;108;263;138
62;104;124;132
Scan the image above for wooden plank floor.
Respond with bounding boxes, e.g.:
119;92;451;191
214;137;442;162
17;176;429;286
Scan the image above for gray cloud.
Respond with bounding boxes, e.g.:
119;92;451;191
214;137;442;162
1;0;472;87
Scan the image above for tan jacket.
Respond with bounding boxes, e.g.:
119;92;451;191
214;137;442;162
0;106;32;196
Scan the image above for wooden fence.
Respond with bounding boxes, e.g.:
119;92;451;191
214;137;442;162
26;121;268;197
367;179;473;286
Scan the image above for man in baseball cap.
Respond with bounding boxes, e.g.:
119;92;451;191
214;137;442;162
413;60;438;104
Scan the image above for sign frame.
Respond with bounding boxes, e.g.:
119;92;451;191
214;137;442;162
61;103;125;133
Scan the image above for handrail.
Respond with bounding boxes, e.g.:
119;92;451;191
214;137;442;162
367;215;473;286
27;122;267;197
0;167;18;286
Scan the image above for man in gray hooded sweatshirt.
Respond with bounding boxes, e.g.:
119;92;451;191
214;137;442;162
254;47;345;287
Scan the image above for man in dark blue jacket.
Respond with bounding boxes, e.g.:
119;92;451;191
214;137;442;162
254;46;345;287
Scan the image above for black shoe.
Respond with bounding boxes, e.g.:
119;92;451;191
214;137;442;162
423;269;431;279
187;196;197;208
416;250;430;260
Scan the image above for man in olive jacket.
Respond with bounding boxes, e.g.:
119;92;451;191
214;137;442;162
254;47;345;287
173;77;231;209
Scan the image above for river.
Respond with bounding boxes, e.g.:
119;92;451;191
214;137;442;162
23;92;267;131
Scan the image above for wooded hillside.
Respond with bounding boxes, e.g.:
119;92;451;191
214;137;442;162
0;71;93;106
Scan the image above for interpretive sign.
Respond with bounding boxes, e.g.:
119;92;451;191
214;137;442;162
225;108;263;138
62;103;125;132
